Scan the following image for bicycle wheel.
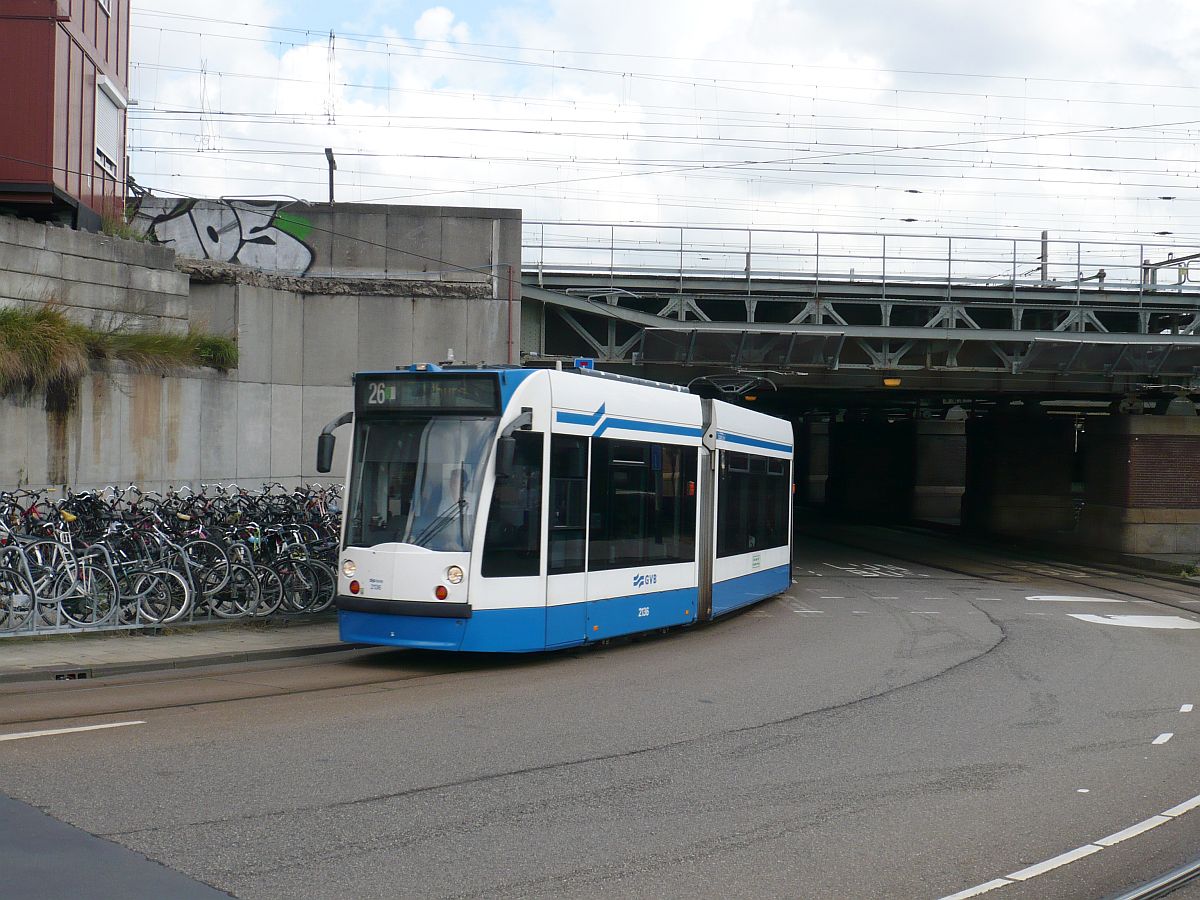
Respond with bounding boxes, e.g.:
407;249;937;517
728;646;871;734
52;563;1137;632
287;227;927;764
183;539;230;597
208;563;260;619
276;559;319;613
23;539;77;603
304;560;336;614
57;563;119;628
135;569;192;625
250;565;283;617
0;565;36;633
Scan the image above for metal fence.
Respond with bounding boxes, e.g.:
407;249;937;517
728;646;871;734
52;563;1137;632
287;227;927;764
524;222;1200;300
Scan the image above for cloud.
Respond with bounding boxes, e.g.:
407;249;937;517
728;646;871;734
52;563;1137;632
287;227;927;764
126;0;1200;244
413;7;470;43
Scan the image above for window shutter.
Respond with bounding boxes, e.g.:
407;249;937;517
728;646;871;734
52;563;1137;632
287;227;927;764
95;87;121;174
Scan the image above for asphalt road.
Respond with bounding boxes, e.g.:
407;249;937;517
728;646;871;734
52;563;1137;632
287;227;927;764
3;531;1200;899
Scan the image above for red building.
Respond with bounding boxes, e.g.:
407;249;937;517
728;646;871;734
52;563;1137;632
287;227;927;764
0;0;130;229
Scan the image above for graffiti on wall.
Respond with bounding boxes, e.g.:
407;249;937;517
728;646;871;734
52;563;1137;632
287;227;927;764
139;199;315;276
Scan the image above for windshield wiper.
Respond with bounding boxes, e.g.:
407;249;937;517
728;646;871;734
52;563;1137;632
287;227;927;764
409;499;467;547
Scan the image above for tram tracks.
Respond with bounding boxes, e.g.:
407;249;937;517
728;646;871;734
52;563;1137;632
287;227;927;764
806;523;1200;612
1111;855;1200;900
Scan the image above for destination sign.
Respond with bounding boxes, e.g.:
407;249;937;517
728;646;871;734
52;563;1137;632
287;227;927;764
354;373;500;414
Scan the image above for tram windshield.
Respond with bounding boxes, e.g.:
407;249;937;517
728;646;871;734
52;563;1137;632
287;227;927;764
346;415;497;551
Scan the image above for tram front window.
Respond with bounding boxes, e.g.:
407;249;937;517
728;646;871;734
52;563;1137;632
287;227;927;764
346;416;497;550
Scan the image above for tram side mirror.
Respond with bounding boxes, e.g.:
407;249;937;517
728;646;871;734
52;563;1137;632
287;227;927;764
316;434;336;474
316;411;353;474
495;435;516;480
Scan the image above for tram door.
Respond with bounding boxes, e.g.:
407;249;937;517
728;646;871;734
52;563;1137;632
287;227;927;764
546;434;589;647
696;403;717;621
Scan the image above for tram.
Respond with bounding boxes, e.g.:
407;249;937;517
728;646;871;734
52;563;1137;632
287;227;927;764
316;363;793;652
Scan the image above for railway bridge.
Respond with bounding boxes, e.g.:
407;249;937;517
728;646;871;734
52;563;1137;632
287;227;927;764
520;222;1200;557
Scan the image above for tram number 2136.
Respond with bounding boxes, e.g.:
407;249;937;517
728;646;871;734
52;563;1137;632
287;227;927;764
637;607;650;618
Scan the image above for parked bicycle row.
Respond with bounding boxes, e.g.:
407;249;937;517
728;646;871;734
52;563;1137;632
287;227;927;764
0;483;343;635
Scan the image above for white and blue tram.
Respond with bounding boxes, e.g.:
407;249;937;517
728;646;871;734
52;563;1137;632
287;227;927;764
317;364;793;652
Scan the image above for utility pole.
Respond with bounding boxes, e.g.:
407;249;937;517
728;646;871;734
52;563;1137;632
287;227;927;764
324;147;337;205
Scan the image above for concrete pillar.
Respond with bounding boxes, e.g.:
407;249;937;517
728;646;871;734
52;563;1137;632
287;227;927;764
912;420;966;525
1078;415;1200;554
963;412;1077;536
801;420;829;505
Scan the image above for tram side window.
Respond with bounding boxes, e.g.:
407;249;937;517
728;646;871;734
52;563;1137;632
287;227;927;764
481;431;543;577
549;434;587;575
716;451;789;558
588;438;697;571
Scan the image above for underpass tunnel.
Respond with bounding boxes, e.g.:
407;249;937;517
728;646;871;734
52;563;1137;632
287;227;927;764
786;391;1200;558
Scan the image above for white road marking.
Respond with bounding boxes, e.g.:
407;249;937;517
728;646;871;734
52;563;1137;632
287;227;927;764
852;610;870;614
941;789;1200;899
939;878;1013;899
819;596;845;599
1077;789;1090;793
821;563;916;578
1028;595;1125;603
1096;815;1172;847
1183;704;1194;713
875;596;900;600
1153;733;1174;745
0;721;146;743
911;611;942;614
1068;614;1200;630
1006;843;1103;880
1163;793;1200;817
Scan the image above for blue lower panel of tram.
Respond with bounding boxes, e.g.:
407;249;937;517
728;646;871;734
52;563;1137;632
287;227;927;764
340;567;788;652
340;607;545;653
341;586;698;652
711;564;790;617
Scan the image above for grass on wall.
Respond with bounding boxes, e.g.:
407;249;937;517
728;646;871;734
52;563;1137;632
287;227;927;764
0;304;238;401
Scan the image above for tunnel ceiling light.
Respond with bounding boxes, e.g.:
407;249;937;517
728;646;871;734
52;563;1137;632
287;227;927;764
883;377;902;387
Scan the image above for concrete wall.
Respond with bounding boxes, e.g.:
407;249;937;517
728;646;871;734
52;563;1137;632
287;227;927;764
131;198;522;286
0;204;519;494
0;214;188;331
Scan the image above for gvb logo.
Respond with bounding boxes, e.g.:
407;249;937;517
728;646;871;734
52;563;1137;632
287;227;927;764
633;573;658;589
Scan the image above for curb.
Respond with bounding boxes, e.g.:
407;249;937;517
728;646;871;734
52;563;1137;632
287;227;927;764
0;641;359;685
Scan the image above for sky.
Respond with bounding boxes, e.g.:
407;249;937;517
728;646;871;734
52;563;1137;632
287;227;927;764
127;0;1200;265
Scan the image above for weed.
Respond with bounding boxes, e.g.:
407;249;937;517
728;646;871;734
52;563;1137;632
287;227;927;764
0;303;237;401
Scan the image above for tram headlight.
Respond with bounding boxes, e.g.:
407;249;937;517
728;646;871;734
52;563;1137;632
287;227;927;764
342;559;357;577
446;565;464;584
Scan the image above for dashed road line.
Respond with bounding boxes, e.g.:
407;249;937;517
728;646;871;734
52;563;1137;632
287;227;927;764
1096;815;1172;847
1153;733;1174;745
1182;704;1194;713
0;721;146;743
939;789;1200;899
1006;843;1102;880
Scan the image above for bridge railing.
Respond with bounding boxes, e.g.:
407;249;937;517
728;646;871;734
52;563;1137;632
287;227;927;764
523;222;1200;300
